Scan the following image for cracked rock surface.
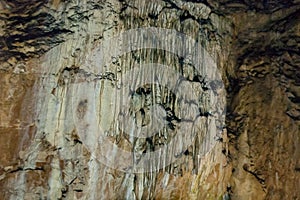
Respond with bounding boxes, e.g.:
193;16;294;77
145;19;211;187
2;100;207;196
0;0;300;199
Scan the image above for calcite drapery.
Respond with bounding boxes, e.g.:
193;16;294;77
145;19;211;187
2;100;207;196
0;0;299;199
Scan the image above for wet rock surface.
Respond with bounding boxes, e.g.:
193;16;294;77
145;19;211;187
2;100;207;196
0;0;300;199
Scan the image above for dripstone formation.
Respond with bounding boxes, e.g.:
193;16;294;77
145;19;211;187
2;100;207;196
0;0;299;199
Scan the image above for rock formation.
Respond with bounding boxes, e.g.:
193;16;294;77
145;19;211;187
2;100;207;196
0;0;299;199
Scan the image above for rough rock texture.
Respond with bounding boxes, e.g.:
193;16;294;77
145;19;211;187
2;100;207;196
0;0;300;199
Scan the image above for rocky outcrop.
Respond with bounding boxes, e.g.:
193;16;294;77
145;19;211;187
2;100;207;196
0;0;299;199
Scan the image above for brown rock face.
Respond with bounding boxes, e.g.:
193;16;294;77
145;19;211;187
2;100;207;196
0;0;299;199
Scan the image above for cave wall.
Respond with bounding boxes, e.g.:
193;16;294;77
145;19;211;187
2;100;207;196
0;0;299;199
